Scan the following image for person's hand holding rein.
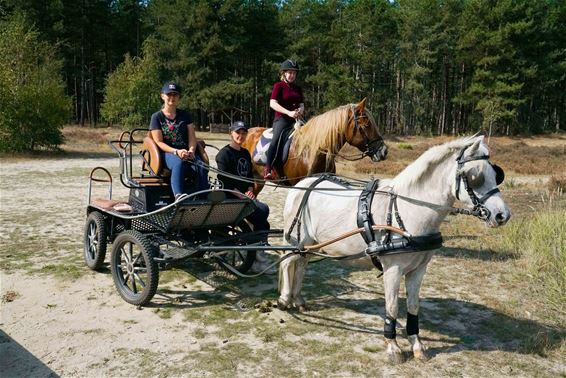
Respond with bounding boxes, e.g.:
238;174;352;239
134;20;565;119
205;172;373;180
288;108;302;119
176;147;195;160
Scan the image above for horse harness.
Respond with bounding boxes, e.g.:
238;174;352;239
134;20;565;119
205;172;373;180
285;174;443;270
357;180;443;271
454;146;505;221
285;144;505;269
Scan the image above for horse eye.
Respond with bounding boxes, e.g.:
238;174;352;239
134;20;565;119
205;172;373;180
466;169;485;188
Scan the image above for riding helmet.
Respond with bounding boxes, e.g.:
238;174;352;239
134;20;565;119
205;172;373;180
280;59;299;71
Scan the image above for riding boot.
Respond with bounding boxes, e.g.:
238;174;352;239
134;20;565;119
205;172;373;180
263;165;273;180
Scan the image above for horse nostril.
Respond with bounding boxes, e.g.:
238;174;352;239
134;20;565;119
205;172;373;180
495;212;509;225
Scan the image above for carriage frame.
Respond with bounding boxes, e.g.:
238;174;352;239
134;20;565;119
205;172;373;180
83;129;293;306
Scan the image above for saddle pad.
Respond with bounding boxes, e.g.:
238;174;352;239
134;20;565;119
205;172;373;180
252;128;293;166
252;129;273;164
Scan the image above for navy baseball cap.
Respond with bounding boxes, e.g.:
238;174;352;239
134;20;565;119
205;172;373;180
229;121;247;132
161;82;181;94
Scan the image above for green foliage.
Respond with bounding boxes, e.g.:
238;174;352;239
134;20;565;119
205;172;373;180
100;37;161;129
0;16;70;152
3;0;566;134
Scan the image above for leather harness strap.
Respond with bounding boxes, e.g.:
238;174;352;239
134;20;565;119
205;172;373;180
356;179;384;270
285;174;342;244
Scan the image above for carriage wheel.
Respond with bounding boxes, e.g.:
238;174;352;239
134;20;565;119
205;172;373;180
213;222;256;274
83;211;107;270
110;230;158;306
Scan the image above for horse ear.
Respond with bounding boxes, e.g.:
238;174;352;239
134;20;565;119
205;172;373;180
356;98;367;112
468;136;483;154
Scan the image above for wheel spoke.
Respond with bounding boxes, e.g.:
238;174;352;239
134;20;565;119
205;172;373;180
132;272;146;289
131;274;138;293
132;253;142;265
122;246;131;265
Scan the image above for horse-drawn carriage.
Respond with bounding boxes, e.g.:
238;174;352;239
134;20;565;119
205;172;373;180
83;104;510;363
84;129;291;306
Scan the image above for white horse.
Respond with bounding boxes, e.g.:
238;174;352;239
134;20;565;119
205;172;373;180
279;135;511;363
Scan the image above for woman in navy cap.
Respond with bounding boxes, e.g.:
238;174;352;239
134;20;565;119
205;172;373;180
264;59;305;179
149;82;208;199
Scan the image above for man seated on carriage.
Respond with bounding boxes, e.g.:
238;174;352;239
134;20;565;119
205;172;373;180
149;82;209;199
216;121;274;273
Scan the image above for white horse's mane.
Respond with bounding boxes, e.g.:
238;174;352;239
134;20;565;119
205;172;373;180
391;136;482;191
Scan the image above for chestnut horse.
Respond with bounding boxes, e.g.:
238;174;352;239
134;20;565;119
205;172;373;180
241;98;387;192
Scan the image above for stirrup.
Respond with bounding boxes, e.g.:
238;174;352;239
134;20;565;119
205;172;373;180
263;166;274;180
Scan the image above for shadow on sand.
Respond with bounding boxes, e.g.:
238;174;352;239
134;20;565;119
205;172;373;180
0;330;59;377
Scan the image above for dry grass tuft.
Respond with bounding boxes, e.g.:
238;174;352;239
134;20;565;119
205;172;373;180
548;175;566;194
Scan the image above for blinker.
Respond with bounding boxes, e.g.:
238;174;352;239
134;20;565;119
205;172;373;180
466;167;485;188
491;164;505;185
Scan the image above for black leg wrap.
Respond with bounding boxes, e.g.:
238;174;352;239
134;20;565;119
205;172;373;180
384;316;396;339
406;312;419;336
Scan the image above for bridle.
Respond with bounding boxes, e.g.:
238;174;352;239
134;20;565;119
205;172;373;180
339;104;385;161
454;146;504;221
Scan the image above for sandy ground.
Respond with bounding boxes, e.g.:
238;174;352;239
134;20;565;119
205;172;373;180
1;139;564;377
0;142;292;376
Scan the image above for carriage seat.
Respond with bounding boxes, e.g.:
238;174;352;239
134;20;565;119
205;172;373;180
138;133;209;186
91;198;133;213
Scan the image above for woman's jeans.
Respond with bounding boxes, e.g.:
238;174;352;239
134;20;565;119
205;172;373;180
247;200;270;232
266;117;293;168
164;152;209;196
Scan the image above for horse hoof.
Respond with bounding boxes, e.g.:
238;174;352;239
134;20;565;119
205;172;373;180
297;304;307;313
387;352;405;365
277;299;289;311
413;349;429;361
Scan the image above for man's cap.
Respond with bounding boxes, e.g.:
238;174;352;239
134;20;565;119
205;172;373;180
161;82;181;94
229;121;247;132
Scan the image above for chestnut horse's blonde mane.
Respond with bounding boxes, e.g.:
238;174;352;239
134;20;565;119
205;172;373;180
292;104;355;170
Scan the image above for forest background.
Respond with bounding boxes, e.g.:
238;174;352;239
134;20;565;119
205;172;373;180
0;0;565;152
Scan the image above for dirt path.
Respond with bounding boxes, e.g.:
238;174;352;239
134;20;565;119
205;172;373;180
1;141;564;377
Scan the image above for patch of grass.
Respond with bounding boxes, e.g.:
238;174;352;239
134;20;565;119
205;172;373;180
153;308;172;319
109;348;165;374
182;304;242;323
498;206;566;325
397;142;413;150
192;328;207;339
37;263;83;280
215;316;262;339
254;325;286;343
548;175;566;193
82;328;104;335
362;344;383;353
504;177;518;189
159;268;197;285
192;342;261;375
